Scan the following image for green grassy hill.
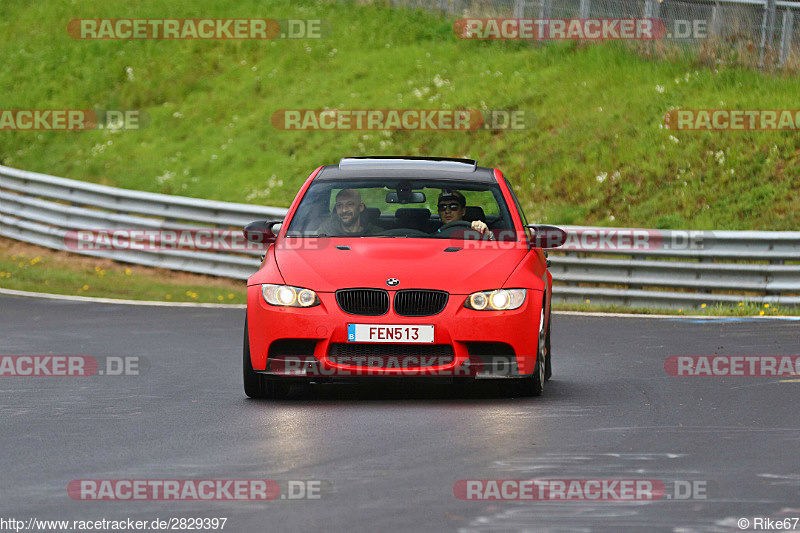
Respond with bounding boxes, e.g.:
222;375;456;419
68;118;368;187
1;0;799;229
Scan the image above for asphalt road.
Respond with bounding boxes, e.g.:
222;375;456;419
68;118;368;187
1;294;799;533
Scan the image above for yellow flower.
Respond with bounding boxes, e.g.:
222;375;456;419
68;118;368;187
764;303;770;308
585;299;591;304
738;302;743;306
186;290;193;296
701;303;706;308
30;257;41;265
678;308;683;313
82;285;89;291
95;266;101;272
759;310;765;316
166;294;172;300
125;268;132;275
228;293;235;299
99;270;106;276
772;308;777;312
11;255;17;260
218;295;224;301
18;262;24;268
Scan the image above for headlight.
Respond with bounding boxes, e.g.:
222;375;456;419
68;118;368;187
464;289;526;311
262;284;320;307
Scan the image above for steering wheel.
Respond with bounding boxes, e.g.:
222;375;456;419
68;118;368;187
435;220;473;238
440;220;472;230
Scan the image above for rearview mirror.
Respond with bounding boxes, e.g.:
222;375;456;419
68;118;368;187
243;220;282;245
385;191;426;204
525;225;567;248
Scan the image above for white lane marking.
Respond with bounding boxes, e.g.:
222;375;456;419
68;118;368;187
553;310;800;320
0;287;245;308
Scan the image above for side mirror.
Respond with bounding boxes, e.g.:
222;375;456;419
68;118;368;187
243;220;282;245
525;225;567;249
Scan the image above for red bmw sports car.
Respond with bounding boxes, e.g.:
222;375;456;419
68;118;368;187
243;157;566;398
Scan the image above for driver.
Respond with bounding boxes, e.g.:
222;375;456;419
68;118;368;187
436;190;494;239
316;189;381;236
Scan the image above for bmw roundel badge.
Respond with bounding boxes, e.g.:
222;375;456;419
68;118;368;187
386;278;400;287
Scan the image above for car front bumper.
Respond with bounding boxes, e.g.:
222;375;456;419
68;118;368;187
246;285;545;379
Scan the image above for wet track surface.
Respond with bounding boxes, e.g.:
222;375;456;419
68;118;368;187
1;294;799;532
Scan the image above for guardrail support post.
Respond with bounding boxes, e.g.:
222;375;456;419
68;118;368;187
710;4;720;38
514;0;525;18
539;0;552;20
579;0;590;19
766;0;777;50
779;9;794;66
644;0;660;21
758;0;775;70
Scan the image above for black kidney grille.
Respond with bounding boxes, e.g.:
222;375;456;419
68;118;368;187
394;290;449;317
336;289;389;316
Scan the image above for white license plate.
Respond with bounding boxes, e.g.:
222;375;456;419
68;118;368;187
347;324;434;343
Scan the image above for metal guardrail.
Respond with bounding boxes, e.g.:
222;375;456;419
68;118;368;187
0;165;286;280
1;164;798;308
549;225;800;307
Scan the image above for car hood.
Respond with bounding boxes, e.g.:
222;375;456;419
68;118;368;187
274;238;528;293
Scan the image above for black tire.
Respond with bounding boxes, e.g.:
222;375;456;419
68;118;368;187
243;318;291;399
263;377;292;399
544;311;552;382
517;305;546;397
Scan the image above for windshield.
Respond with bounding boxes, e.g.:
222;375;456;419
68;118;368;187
285;179;517;240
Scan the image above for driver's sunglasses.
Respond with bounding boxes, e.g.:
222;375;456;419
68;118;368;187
438;203;461;212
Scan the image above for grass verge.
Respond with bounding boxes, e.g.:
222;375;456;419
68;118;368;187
0;0;799;229
0;237;246;304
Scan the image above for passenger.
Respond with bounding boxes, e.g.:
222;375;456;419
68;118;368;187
436;190;494;239
316;189;381;236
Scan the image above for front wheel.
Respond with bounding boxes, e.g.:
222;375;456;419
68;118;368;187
243;318;291;399
544;311;552;382
517;305;546;397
